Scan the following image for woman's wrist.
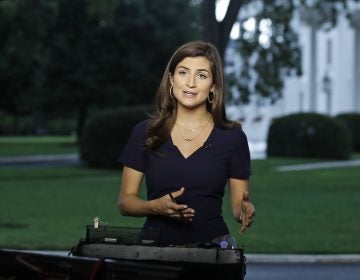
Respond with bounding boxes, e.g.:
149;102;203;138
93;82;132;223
148;199;160;215
233;210;242;223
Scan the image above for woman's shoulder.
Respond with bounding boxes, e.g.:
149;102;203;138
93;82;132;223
129;119;150;137
215;125;248;144
133;119;149;130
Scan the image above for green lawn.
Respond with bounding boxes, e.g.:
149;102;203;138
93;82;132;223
232;159;360;254
0;158;359;254
0;135;78;156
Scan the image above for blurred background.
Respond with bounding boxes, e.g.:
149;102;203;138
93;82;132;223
0;0;359;159
0;0;359;255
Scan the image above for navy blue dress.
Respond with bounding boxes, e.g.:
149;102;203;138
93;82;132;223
120;120;251;246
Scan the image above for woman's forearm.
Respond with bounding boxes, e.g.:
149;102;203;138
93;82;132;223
118;194;158;217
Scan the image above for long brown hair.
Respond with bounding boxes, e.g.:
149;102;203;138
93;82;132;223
145;40;239;151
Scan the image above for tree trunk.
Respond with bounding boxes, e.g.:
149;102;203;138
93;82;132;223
76;104;88;142
202;0;243;62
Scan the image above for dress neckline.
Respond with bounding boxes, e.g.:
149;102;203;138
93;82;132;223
170;126;216;159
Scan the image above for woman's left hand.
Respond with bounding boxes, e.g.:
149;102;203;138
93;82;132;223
239;192;256;234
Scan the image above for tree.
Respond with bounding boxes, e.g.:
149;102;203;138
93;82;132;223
202;0;247;60
0;0;55;133
201;0;357;103
43;0;202;139
44;0;105;139
112;0;202;105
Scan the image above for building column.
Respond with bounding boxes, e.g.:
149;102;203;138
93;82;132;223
309;26;317;111
351;10;360;112
300;7;323;112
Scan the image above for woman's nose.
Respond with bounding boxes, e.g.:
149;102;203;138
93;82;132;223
187;75;196;87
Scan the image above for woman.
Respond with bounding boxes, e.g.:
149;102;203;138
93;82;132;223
118;40;255;246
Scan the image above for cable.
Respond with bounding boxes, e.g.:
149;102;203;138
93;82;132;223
89;258;104;280
16;254;67;278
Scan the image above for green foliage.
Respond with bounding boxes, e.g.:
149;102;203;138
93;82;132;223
335;112;360;152
80;106;153;168
0;0;55;118
0;0;201;136
235;2;301;103
112;0;202;105
0;112;76;136
267;113;352;159
230;0;355;104
2;0;356;137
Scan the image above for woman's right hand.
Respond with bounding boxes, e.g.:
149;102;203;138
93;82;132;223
239;192;255;234
156;187;195;221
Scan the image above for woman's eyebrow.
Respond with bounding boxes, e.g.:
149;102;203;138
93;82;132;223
177;66;210;73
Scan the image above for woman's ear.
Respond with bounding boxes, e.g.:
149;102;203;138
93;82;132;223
169;73;174;85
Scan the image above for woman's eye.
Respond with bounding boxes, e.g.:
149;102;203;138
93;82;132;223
198;73;207;79
178;71;187;76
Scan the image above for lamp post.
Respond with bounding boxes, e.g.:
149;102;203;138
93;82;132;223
322;73;332;115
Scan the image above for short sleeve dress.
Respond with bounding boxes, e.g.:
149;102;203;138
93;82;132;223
120;119;251;246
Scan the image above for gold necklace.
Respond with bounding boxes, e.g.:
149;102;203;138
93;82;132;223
176;120;209;142
175;119;210;132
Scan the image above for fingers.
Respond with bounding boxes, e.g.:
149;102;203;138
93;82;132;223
168;206;195;222
239;214;254;234
166;188;195;221
172;187;185;198
171;207;195;221
174;205;195;221
239;224;247;234
239;196;255;235
169;201;188;212
242;191;250;201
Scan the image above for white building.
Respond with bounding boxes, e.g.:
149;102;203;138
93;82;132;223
225;3;360;158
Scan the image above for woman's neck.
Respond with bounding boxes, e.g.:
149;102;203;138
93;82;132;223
175;107;211;127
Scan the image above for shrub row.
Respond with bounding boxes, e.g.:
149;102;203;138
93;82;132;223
80;105;153;168
335;113;360;152
267;112;360;160
0;114;76;135
80;109;359;168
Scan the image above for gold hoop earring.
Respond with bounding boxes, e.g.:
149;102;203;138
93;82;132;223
169;85;175;98
208;91;215;104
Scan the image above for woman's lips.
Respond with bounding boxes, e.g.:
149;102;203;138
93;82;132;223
183;90;197;97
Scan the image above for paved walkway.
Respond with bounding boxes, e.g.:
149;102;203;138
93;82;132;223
0;153;80;166
16;250;360;264
276;159;360;171
245;254;360;264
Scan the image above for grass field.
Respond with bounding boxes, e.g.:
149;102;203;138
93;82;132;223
238;160;360;254
0;136;359;254
0;160;359;253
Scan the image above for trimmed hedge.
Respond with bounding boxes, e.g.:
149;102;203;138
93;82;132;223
80;106;153;168
267;113;352;159
0;113;76;136
335;113;360;152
